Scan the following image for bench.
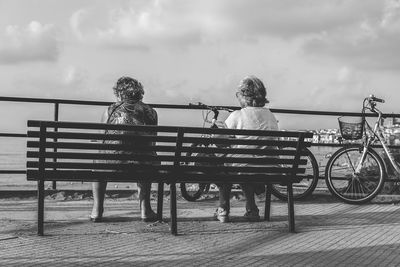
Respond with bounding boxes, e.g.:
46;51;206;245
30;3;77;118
27;120;313;236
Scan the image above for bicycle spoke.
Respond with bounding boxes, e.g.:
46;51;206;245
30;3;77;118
326;147;384;204
344;151;357;173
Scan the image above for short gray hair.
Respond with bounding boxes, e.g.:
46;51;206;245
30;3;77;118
236;75;269;107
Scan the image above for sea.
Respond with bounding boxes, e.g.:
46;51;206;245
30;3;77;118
0;137;336;190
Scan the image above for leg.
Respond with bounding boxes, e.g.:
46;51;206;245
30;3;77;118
218;183;232;211
241;183;258;212
91;181;106;221
138;182;157;221
241;183;260;221
215;183;231;223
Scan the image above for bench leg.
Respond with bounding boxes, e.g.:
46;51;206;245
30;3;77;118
170;183;178;235
287;183;295;233
264;184;271;221
157;183;164;221
38;180;44;236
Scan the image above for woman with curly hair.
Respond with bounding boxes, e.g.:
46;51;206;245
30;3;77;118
215;75;279;223
90;76;158;222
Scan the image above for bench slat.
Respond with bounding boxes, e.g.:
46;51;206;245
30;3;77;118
27;161;305;173
26;151;308;165
27;141;311;156
27;169;305;183
27;130;312;148
27;141;178;152
27;120;313;138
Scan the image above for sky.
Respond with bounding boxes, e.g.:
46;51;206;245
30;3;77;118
1;0;400;132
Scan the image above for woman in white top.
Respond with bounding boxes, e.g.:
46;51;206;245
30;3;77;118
215;75;278;223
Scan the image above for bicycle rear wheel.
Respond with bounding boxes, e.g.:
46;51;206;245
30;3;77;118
180;143;213;202
270;148;319;201
325;146;385;204
180;183;209;201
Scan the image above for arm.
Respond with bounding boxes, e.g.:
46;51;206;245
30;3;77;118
101;108;109;123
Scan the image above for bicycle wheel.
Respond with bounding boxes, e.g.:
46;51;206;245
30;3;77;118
180;183;208;201
325;146;385;204
180;143;212;202
270;148;319;201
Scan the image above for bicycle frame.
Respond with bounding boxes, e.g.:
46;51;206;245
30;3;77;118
355;101;400;176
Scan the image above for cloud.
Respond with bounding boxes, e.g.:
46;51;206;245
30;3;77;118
63;66;88;87
219;0;382;39
0;21;60;64
69;0;384;49
305;66;371;111
303;0;400;70
69;2;204;49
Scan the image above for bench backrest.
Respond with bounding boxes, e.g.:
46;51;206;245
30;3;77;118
27;120;313;184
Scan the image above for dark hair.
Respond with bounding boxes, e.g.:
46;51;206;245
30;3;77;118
113;76;144;101
236;75;269;107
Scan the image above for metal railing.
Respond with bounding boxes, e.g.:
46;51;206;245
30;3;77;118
2;96;400;188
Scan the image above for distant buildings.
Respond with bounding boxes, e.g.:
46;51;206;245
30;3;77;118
313;116;400;145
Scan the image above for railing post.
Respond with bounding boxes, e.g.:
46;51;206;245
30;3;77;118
52;102;59;190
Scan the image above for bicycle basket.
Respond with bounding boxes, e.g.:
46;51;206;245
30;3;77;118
338;116;364;140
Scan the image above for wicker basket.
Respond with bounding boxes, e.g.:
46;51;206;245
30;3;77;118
338;116;364;140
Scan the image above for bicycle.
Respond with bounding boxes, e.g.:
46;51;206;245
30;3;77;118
179;102;320;201
179;102;233;201
324;95;396;204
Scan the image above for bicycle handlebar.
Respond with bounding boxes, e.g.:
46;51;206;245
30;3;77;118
189;102;234;112
367;95;385;103
363;95;385;116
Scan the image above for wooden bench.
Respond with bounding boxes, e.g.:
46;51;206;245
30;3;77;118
27;120;313;236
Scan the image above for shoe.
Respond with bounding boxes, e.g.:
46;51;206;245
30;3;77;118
244;209;260;222
214;207;229;223
89;215;102;223
141;210;158;222
90;207;103;222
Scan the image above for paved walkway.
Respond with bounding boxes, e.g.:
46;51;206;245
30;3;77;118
1;192;400;266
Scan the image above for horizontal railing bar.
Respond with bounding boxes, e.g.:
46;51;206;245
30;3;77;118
0;96;113;106
0;170;26;174
2;96;400;117
0;133;27;138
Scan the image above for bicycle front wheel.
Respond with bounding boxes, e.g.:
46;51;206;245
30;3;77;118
270;148;319;201
325;146;385;204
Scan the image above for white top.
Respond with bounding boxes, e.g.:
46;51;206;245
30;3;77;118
225;107;278;131
224;107;279;166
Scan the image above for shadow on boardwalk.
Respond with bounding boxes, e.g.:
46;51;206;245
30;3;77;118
1;193;400;266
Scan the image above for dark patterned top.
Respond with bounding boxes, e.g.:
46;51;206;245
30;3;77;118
106;101;157;127
104;101;158;164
